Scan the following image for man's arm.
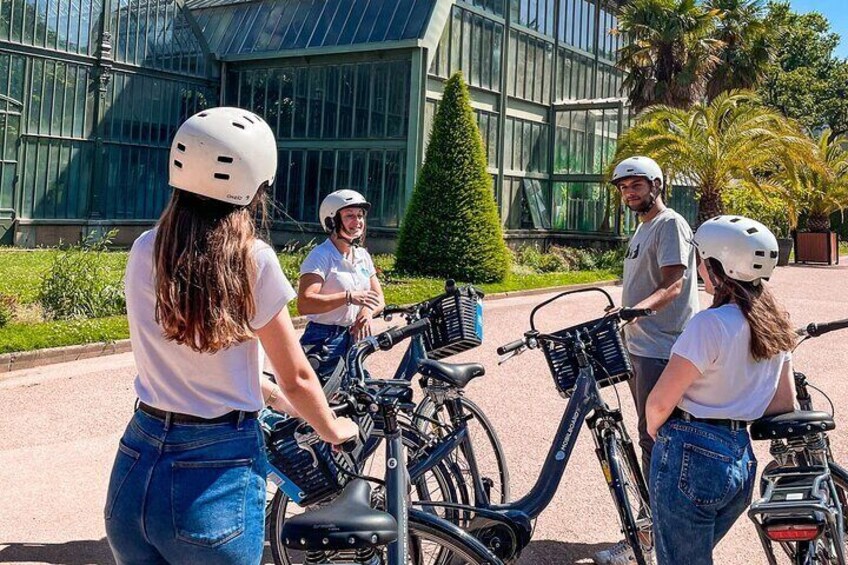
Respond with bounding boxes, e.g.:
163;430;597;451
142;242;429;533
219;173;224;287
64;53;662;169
631;264;685;312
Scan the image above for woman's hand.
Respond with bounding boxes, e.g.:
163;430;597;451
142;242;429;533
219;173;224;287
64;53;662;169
320;416;360;446
350;308;373;341
350;290;381;310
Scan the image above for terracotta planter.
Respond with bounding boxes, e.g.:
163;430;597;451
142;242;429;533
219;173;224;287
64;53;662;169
777;238;792;267
794;231;839;265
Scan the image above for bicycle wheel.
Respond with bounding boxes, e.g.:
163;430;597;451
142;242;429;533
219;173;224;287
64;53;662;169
269;425;465;565
604;432;653;565
415;397;510;505
407;509;502;565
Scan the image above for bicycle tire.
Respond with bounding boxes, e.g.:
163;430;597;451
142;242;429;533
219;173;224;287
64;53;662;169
407;508;503;565
604;431;653;565
415;396;510;504
268;424;465;565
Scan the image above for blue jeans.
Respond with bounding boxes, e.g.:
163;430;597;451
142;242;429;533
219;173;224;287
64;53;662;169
104;409;267;565
650;419;757;565
300;321;351;381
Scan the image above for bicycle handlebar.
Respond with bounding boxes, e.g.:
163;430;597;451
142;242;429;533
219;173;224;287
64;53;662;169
798;318;848;338
377;319;431;350
619;307;655;321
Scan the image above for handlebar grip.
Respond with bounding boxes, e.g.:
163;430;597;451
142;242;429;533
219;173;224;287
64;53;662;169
497;338;526;356
338;436;359;454
378;318;431;350
805;318;848;338
619;308;655;321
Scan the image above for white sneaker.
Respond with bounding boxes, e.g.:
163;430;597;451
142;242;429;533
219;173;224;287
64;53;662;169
593;541;636;565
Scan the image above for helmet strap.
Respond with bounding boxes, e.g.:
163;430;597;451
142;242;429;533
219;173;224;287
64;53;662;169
635;180;662;216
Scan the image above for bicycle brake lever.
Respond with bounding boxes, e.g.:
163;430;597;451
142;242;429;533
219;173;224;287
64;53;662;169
294;427;322;468
497;347;526;365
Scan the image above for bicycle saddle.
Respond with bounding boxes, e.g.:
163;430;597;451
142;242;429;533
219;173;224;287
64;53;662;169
281;479;397;551
750;410;835;440
417;359;485;388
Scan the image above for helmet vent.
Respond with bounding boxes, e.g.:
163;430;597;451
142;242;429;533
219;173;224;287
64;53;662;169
242;115;254;124
232;122;245;130
176;143;186;152
198;112;208;117
730;217;741;223
753;264;763;269
173;160;183;169
213;173;230;180
770;251;779;259
755;250;765;257
746;227;758;234
217;156;234;164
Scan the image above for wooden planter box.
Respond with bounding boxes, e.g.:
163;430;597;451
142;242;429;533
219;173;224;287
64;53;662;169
794;231;839;265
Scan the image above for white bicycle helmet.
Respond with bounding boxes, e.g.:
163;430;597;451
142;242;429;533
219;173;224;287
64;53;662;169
694;215;780;282
319;190;371;233
169;107;277;206
611;156;664;187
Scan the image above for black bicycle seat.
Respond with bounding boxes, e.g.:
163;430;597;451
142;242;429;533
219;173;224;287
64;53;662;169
417;359;485;388
750;411;835;440
281;479;397;551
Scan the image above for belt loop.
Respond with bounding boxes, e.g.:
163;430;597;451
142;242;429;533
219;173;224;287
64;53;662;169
237;410;245;430
163;411;172;432
133;398;140;412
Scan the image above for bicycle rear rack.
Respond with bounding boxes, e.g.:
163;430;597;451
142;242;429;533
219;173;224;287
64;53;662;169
748;465;846;565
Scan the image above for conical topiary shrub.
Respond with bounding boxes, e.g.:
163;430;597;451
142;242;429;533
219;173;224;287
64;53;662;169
395;72;510;283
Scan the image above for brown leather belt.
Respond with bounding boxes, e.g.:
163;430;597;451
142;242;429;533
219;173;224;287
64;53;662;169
138;401;258;425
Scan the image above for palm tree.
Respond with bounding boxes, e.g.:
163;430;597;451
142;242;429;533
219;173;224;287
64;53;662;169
617;0;723;112
704;0;774;100
612;90;818;226
769;130;848;232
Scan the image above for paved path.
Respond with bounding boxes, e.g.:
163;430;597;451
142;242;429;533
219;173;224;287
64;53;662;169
1;260;847;564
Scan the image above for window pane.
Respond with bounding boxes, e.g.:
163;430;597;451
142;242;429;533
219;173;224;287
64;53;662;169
370;63;387;138
354;63;370;138
338;65;354;138
323;65;338;138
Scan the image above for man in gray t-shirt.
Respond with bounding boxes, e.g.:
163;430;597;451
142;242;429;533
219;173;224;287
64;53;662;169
614;157;699;474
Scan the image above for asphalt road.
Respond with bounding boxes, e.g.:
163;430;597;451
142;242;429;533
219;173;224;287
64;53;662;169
1;259;847;565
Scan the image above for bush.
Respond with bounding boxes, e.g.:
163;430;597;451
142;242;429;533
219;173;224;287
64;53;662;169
38;230;126;320
395;73;510;283
722;186;791;238
0;294;15;328
277;239;317;283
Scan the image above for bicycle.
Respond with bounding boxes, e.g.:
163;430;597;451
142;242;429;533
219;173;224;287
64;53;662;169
266;283;510;564
411;287;655;564
748;317;848;565
279;320;502;565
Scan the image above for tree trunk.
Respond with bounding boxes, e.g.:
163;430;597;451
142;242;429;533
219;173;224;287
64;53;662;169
806;214;831;233
696;191;725;229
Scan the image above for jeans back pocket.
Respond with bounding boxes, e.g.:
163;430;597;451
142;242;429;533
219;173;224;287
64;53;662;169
104;440;141;520
171;458;253;547
678;442;735;507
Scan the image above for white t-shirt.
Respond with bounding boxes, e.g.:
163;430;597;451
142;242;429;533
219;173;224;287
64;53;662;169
126;229;296;418
299;239;376;327
672;304;791;421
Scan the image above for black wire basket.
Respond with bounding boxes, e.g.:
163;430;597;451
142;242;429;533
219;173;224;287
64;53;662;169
260;410;373;507
541;316;633;397
422;285;484;360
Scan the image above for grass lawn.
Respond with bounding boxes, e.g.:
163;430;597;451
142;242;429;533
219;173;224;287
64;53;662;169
0;247;619;354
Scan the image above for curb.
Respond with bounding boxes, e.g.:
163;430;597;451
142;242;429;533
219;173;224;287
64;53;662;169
0;279;620;375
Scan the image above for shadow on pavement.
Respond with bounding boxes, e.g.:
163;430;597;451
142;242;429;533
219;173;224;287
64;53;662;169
0;541;276;564
0;539;113;564
520;539;616;564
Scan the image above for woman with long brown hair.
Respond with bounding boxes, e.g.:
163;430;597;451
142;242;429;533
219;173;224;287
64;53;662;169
645;216;798;565
104;107;357;564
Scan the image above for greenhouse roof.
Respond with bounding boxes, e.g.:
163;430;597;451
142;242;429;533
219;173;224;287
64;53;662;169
187;0;440;60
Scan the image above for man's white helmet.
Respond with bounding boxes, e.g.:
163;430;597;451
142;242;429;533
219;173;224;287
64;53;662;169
169;107;277;206
612;156;664;187
319;190;371;233
694;215;780;282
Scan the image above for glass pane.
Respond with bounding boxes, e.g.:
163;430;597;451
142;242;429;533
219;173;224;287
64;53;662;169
323;65;338;138
308;66;324;138
354;63;370;138
370;63;387;138
386;61;406;138
450;7;461;73
492;24;502;92
383;150;402;227
338;64;354;138
481;19;492;90
366;150;384;223
293;67;308;137
471;14;482;87
303;150;320;220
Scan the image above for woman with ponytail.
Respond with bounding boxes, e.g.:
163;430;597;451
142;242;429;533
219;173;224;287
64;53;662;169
645;215;798;565
105;108;357;565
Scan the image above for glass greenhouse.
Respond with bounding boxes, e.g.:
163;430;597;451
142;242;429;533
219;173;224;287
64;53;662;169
0;0;688;249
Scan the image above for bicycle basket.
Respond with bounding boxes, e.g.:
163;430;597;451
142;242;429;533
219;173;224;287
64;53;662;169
541;316;633;397
260;409;373;507
423;285;484;360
